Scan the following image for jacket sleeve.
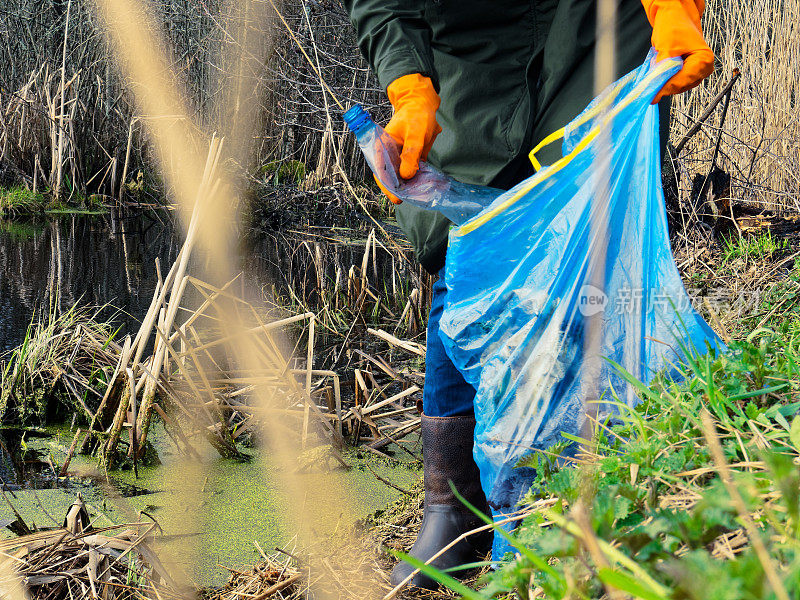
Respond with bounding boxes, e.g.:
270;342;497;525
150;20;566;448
342;0;438;92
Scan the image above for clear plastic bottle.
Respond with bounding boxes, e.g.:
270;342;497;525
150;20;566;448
343;104;501;225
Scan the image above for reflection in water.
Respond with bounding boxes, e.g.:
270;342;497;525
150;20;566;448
0;210;180;352
0;427;59;488
0;211;418;356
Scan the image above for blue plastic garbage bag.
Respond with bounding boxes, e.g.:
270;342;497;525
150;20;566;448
437;51;724;558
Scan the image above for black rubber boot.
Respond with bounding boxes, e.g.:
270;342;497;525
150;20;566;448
390;414;492;590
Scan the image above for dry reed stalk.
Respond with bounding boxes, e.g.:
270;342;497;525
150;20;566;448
103;368;132;466
356;386;419;417
172;329;240;458
672;0;800;213
86;254;348;463
367;328;425;357
119;117;138;203
301;315;315;447
55;1;72;200
80;336;132;453
0;553;29;600
134;139;222;454
571;501;625;600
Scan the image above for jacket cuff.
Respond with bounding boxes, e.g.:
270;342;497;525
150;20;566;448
374;49;439;93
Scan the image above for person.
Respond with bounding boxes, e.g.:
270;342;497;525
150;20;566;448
343;0;713;590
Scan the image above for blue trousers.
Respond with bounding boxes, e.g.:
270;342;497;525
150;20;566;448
422;269;476;417
423;270;527;561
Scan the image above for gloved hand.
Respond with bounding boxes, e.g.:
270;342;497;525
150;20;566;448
642;0;714;103
377;73;442;204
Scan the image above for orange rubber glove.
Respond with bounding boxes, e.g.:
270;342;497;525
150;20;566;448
643;0;714;103
376;73;442;204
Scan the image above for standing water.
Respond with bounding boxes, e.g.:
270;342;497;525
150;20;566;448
0;210;180;352
0;210;420;586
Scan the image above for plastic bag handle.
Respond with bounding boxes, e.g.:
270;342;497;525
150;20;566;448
464;57;680;236
528;128;567;172
527;69;639;172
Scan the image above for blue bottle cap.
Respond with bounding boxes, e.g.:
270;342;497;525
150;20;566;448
343;104;371;133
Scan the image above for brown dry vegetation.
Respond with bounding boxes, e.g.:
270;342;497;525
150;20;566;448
670;0;800;216
2;1;800;599
0;0;385;202
2;0;797;220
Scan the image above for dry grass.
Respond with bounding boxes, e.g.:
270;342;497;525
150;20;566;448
210;552;303;600
5;0;798;216
0;519;183;600
0;1;382;201
0;302;121;425
670;0;800;214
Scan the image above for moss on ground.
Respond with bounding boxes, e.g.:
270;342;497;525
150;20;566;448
2;423;421;588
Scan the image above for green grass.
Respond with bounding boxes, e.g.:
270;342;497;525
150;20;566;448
735;257;800;342
0;186;109;219
0;302;120;424
258;160;307;186
412;330;800;599
45;205;107;216
0;186;46;217
723;231;788;264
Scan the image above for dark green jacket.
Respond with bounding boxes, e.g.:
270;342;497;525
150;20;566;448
343;0;658;274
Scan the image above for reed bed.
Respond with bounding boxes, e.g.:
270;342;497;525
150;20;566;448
74;244;432;468
74;139;346;467
670;0;800;215
3;0;800;218
250;222;434;454
0;302;121;425
66;140;424;477
0;0;382;203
